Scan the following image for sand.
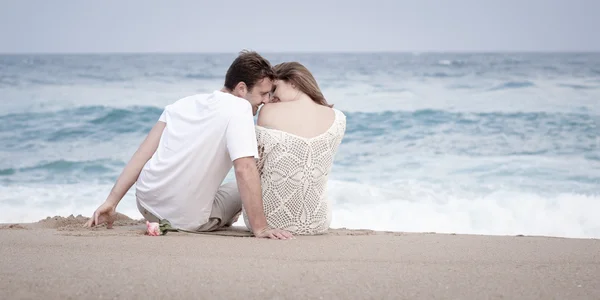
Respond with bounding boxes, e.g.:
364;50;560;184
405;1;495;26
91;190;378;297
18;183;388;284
1;215;599;299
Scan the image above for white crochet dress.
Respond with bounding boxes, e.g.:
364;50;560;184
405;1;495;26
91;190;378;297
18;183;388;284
243;109;346;235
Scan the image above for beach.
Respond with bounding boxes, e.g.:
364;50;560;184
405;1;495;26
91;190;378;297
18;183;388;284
2;2;600;299
1;214;599;299
2;53;600;240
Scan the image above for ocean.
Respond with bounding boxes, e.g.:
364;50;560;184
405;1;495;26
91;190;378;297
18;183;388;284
1;53;598;238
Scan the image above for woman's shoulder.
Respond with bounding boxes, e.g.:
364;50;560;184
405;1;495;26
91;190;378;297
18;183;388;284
332;107;346;119
257;100;303;115
256;102;290;128
328;107;346;128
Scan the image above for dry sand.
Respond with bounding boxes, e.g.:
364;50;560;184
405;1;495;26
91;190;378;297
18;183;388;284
1;214;599;299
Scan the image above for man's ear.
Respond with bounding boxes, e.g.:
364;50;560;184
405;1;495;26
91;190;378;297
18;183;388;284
233;82;248;97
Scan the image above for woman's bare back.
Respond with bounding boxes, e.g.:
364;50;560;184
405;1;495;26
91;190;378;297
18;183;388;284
256;99;336;138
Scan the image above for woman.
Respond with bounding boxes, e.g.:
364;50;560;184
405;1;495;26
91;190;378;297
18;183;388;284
243;62;346;235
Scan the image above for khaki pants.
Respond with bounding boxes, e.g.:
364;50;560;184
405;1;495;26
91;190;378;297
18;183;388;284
137;182;242;232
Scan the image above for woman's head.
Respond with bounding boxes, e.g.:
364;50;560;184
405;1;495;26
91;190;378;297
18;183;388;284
271;62;332;107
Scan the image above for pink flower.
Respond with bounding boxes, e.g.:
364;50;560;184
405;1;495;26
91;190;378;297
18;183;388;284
146;221;160;236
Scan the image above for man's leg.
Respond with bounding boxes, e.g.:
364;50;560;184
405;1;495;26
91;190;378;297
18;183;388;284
136;199;161;223
197;182;243;231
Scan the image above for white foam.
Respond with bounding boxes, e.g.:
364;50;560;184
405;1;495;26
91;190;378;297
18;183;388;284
0;184;141;224
3;181;599;239
326;180;600;239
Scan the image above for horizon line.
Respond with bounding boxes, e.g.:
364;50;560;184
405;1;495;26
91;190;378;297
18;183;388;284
1;50;600;55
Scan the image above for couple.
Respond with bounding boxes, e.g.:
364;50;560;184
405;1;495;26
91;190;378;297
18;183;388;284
85;50;346;240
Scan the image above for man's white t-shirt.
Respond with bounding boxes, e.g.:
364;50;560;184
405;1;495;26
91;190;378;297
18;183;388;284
135;90;259;231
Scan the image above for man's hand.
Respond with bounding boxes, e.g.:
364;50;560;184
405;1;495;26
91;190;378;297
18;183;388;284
254;227;294;240
84;201;117;229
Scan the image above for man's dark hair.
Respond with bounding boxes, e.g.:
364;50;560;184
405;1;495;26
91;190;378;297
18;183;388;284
224;50;275;91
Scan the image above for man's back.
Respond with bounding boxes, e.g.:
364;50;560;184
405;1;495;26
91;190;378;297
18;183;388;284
136;90;259;231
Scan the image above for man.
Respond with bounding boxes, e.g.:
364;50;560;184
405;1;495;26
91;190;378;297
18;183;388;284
84;50;293;240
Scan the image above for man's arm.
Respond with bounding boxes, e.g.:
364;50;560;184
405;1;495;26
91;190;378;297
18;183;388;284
106;121;166;206
225;103;292;239
233;157;268;233
233;157;293;239
85;121;166;227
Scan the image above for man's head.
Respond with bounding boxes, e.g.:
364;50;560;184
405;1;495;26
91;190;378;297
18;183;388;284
224;50;275;115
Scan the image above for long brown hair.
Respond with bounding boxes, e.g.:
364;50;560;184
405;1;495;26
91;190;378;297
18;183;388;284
273;62;333;107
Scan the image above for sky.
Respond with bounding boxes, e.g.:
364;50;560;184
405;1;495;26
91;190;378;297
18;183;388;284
1;0;599;53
